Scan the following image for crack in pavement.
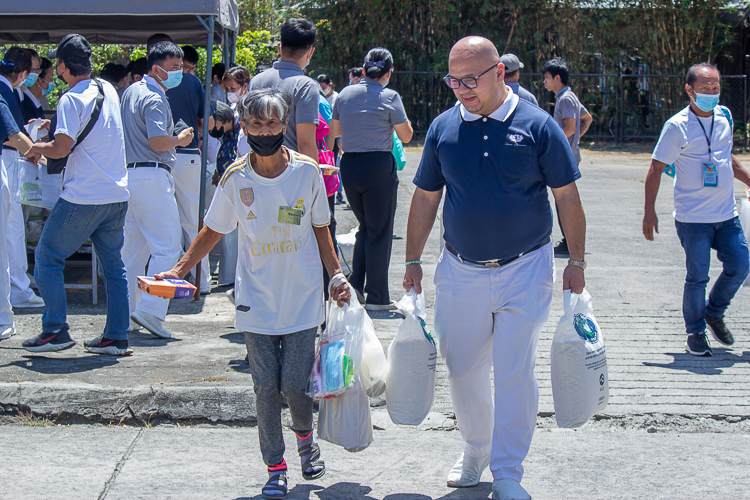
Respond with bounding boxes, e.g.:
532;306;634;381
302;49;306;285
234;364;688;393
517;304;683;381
97;427;144;500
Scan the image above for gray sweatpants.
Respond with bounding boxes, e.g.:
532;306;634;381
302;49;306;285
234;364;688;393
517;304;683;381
244;327;317;467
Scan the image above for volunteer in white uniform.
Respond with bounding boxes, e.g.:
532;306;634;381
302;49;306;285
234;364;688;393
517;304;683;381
3;47;44;309
156;88;350;499
120;41;194;339
0;54;36;340
404;37;586;500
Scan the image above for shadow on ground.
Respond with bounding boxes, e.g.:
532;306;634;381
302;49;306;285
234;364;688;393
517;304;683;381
643;350;750;375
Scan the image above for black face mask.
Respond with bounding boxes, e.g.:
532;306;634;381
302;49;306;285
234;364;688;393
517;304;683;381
209;127;224;139
56;71;67;86
247;131;284;157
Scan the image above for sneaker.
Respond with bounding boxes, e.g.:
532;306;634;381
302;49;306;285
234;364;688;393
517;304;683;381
553;239;569;257
686;332;712;357
127;321;141;333
364;301;398;311
22;328;76;353
706;314;734;346
13;294;45;309
225;288;235;305
84;336;133;356
130;311;172;339
446;451;491;488
336;193;344;204
492;479;531;500
0;324;15;340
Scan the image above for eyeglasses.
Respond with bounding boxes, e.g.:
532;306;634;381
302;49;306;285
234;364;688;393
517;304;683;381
443;64;498;90
183;63;196;72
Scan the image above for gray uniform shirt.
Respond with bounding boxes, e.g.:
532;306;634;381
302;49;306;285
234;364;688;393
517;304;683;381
249;61;319;151
507;82;538;106
120;76;175;166
332;79;408;152
553;86;588;164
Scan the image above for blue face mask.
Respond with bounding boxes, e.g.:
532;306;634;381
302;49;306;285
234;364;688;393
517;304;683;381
22;72;38;88
158;66;183;89
691;87;720;112
42;81;55;96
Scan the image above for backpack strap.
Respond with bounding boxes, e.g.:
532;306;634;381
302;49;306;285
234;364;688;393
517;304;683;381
69;78;105;153
719;105;733;132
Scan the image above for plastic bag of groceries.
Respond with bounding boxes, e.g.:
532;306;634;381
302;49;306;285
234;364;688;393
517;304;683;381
317;371;373;452
740;188;750;287
360;310;388;397
310;287;365;399
9;158;62;209
385;288;437;425
551;289;609;428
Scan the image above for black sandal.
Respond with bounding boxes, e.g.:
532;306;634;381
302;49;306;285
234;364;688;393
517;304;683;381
261;471;288;499
299;442;326;480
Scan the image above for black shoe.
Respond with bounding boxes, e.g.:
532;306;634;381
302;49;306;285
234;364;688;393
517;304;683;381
22;328;76;353
553;239;569;257
336;193;344;204
84;336;133;356
686;333;713;357
705;314;734;346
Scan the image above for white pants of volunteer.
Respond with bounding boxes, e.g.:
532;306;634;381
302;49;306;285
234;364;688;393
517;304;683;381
434;242;554;482
122;166;181;321
0;152;16;326
173;152;210;292
1;149;36;306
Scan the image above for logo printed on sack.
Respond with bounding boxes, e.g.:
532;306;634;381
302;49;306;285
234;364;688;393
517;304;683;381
600;374;605;386
239;188;254;207
573;313;599;344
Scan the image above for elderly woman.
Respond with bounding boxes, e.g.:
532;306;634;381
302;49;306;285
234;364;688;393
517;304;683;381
329;48;413;310
157;88;350;499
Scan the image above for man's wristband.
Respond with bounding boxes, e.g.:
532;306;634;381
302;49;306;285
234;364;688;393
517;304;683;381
405;260;422;267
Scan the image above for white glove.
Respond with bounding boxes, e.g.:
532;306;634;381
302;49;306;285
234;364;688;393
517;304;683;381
328;272;348;296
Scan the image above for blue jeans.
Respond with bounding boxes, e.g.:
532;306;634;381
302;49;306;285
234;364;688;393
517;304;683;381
675;217;749;334
35;199;130;340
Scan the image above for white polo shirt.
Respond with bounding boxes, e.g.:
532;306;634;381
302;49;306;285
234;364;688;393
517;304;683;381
652;105;736;223
204;148;330;335
55;78;128;205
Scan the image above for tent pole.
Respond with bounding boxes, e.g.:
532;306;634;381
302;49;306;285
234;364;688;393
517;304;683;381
193;14;215;301
231;29;237;64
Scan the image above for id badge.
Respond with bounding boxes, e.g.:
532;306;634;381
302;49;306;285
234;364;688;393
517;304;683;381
703;162;718;187
278;206;302;225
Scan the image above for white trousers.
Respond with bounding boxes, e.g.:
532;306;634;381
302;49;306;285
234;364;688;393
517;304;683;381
173;152;210;291
434;242;554;482
122;167;181;321
0;152;15;325
1;149;34;305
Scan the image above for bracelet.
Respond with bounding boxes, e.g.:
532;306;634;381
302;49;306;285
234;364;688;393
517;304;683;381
404;260;422;267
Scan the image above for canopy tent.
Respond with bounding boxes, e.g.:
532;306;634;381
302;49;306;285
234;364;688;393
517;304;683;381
0;0;240;298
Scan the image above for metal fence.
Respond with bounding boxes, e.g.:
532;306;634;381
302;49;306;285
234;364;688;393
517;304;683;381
314;68;749;147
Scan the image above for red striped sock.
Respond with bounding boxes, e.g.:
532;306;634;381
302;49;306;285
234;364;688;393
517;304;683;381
267;458;287;473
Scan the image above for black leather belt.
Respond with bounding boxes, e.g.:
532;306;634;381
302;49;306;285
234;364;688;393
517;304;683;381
2;145;16;151
126;162;172;174
445;237;551;268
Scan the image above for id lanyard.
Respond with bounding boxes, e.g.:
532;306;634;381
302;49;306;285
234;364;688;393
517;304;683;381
693;109;715;161
691;106;717;187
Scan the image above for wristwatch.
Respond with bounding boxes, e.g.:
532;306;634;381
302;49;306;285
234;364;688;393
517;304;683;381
568;259;587;271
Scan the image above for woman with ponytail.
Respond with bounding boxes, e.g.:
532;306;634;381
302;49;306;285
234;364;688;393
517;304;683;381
328;47;413;310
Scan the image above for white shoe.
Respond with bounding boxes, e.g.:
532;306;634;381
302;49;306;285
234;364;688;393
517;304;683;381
13;294;45;308
447;451;491;488
225;289;235;305
0;324;15;340
127;321;141;333
130;311;172;339
492;479;531;500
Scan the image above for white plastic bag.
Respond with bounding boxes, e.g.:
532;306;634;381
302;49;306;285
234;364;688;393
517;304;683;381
335;226;357;275
385;288;437;425
360;311;388;397
740;191;750;287
311;287;365;399
551;289;609;428
9;158;62;209
317;374;373;452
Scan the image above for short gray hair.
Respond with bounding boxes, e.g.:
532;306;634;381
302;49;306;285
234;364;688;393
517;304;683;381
238;88;292;124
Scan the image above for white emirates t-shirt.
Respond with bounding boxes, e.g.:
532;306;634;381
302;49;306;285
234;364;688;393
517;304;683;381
204;148;330;334
652;105;736;223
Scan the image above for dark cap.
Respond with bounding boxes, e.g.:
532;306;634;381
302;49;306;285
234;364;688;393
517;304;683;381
49;34;91;64
500;53;524;73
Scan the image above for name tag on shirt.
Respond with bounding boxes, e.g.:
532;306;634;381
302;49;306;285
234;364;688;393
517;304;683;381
703;162;717;187
278;206;302;225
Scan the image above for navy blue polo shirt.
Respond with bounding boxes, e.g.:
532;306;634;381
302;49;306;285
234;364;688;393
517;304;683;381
0;94;21;143
0;79;25;131
166;72;205;151
414;93;580;261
